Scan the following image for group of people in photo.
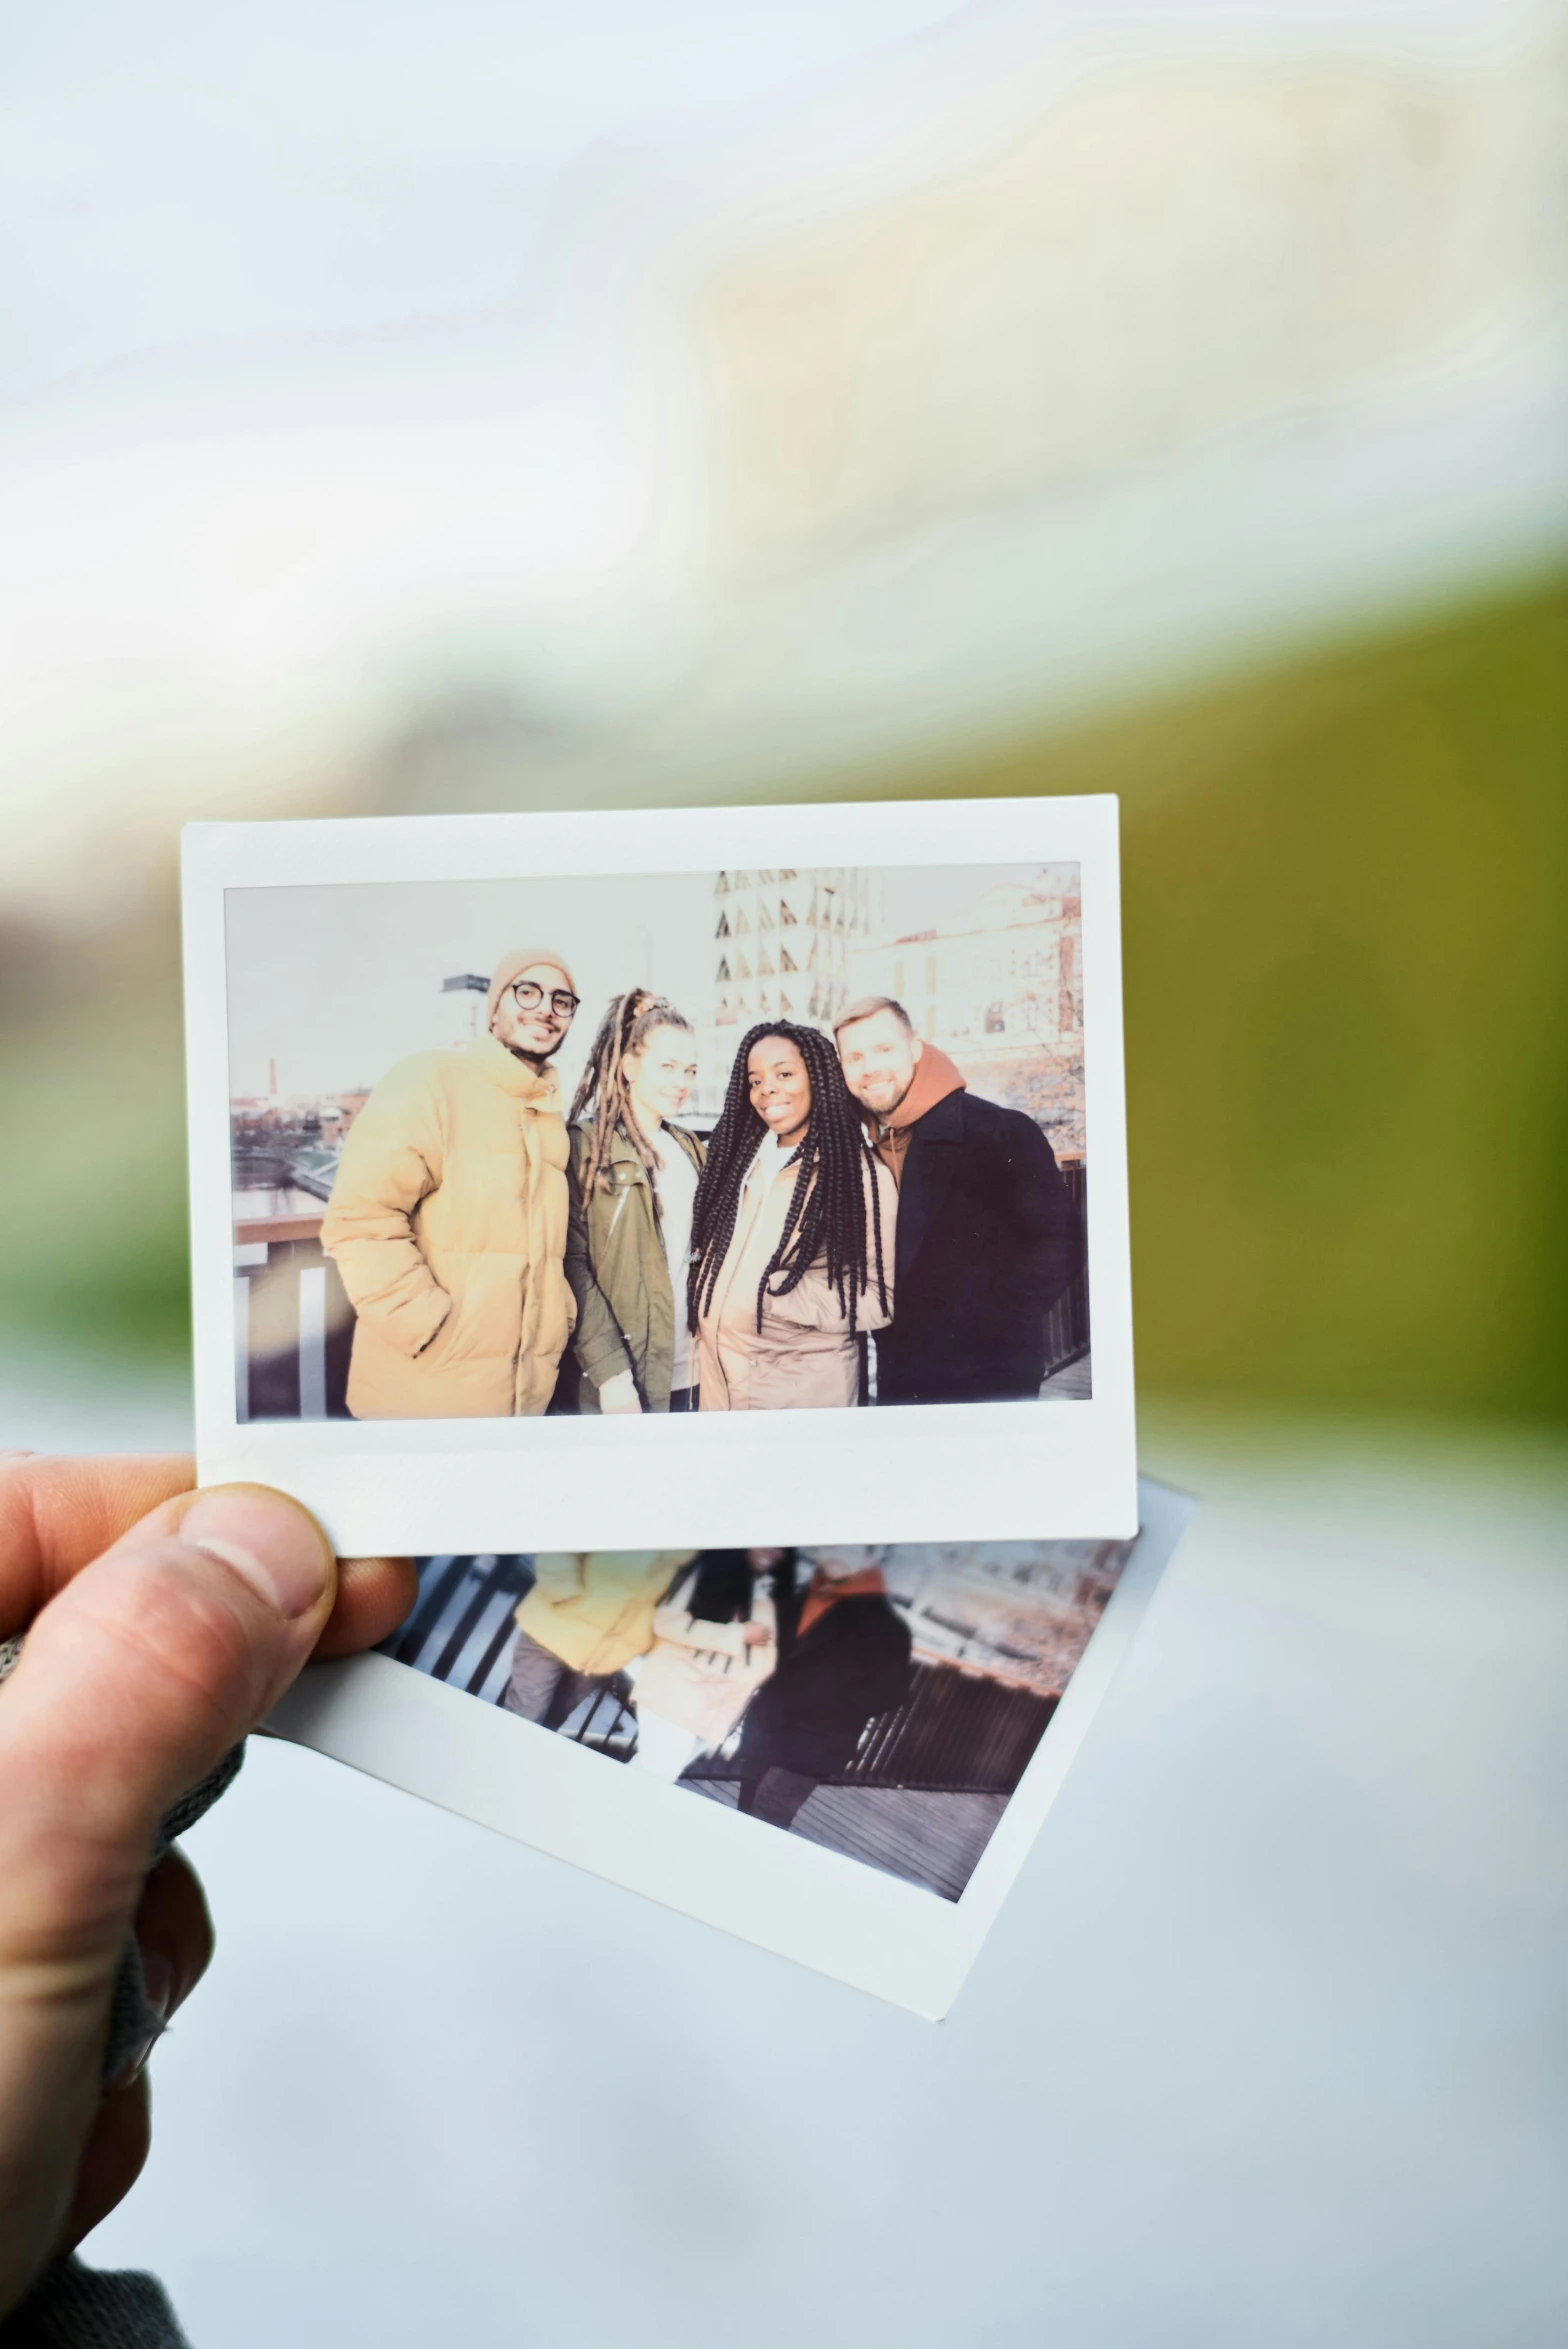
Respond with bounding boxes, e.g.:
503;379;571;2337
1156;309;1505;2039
319;939;1083;1419
501;1543;913;1827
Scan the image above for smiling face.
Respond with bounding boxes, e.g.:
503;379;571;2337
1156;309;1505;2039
747;1034;812;1147
836;1005;920;1120
623;1022;697;1134
490;961;577;1061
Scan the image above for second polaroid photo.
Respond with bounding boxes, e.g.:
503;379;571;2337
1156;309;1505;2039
268;1485;1192;2017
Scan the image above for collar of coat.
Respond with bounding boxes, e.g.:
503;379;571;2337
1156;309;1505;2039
883;1087;966;1146
468;1029;563;1109
574;1118;703;1181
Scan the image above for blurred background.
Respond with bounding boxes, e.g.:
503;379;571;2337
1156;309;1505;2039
2;0;1564;1419
3;3;1565;2343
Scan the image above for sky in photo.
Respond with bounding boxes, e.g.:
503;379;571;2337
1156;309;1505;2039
224;860;1050;1102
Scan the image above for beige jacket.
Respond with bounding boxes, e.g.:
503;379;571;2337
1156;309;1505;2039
516;1550;697;1677
321;1032;574;1419
696;1138;896;1411
633;1567;777;1746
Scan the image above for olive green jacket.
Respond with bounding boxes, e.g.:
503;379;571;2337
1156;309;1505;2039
565;1120;705;1411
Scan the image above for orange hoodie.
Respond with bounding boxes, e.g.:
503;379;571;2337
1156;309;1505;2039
797;1564;888;1639
866;1044;966;1188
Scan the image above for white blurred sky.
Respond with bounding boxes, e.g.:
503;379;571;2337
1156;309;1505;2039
6;2;1549;404
223;859;1040;1098
3;0;972;398
5;0;1551;405
5;0;1566;915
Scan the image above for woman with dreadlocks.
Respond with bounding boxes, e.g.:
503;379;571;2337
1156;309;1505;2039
689;1020;896;1410
562;990;705;1413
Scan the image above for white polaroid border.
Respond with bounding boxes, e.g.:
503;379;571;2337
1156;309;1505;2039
185;797;1136;1555
265;1481;1192;2019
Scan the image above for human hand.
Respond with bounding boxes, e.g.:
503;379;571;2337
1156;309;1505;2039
741;1621;772;1647
597;1369;643;1415
0;1455;416;2318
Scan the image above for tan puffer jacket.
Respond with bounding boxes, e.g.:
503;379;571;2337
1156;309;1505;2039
516;1550;698;1676
321;1031;574;1419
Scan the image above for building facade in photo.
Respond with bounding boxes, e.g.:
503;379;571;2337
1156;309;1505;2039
702;866;876;1112
847;863;1085;1153
881;1537;1128;1700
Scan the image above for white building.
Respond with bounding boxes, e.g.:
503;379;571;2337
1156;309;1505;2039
848;864;1083;1128
703;866;875;1110
439;971;490;1051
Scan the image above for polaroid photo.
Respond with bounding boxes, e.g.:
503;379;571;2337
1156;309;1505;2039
266;1480;1192;2017
184;796;1135;1555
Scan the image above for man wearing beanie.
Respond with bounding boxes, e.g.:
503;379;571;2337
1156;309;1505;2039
321;950;580;1417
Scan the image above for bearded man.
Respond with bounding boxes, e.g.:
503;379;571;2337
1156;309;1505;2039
321;949;580;1418
834;995;1081;1406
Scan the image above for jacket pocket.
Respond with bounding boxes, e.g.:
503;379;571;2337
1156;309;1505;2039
762;1265;853;1334
424;1257;522;1367
415;1285;468;1364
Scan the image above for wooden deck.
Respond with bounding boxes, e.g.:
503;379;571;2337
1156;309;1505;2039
1040;1346;1092;1399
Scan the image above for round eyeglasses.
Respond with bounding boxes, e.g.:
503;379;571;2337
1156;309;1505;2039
511;979;580;1019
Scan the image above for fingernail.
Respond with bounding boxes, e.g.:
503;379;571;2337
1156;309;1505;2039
181;1488;332;1620
140;1948;176;2027
108;2031;160;2091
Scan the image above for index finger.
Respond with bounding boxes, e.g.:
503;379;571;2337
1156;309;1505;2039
0;1455;417;1655
0;1455;194;1625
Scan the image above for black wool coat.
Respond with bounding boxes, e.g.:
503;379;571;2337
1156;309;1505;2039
736;1584;912;1783
873;1090;1082;1405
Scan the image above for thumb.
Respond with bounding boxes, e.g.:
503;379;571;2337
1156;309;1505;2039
0;1485;334;2308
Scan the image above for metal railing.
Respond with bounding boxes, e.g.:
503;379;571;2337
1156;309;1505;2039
233;1156;1089;1418
234;1235;354;1421
1042;1154;1090;1380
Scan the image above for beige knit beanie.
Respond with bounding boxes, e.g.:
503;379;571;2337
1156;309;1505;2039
487;947;577;1024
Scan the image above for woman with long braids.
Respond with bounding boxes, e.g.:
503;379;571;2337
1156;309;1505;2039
689;1020;896;1410
562;990;705;1413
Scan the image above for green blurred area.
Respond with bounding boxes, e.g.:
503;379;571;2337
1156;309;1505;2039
0;904;190;1362
2;567;1564;1421
929;567;1568;1424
